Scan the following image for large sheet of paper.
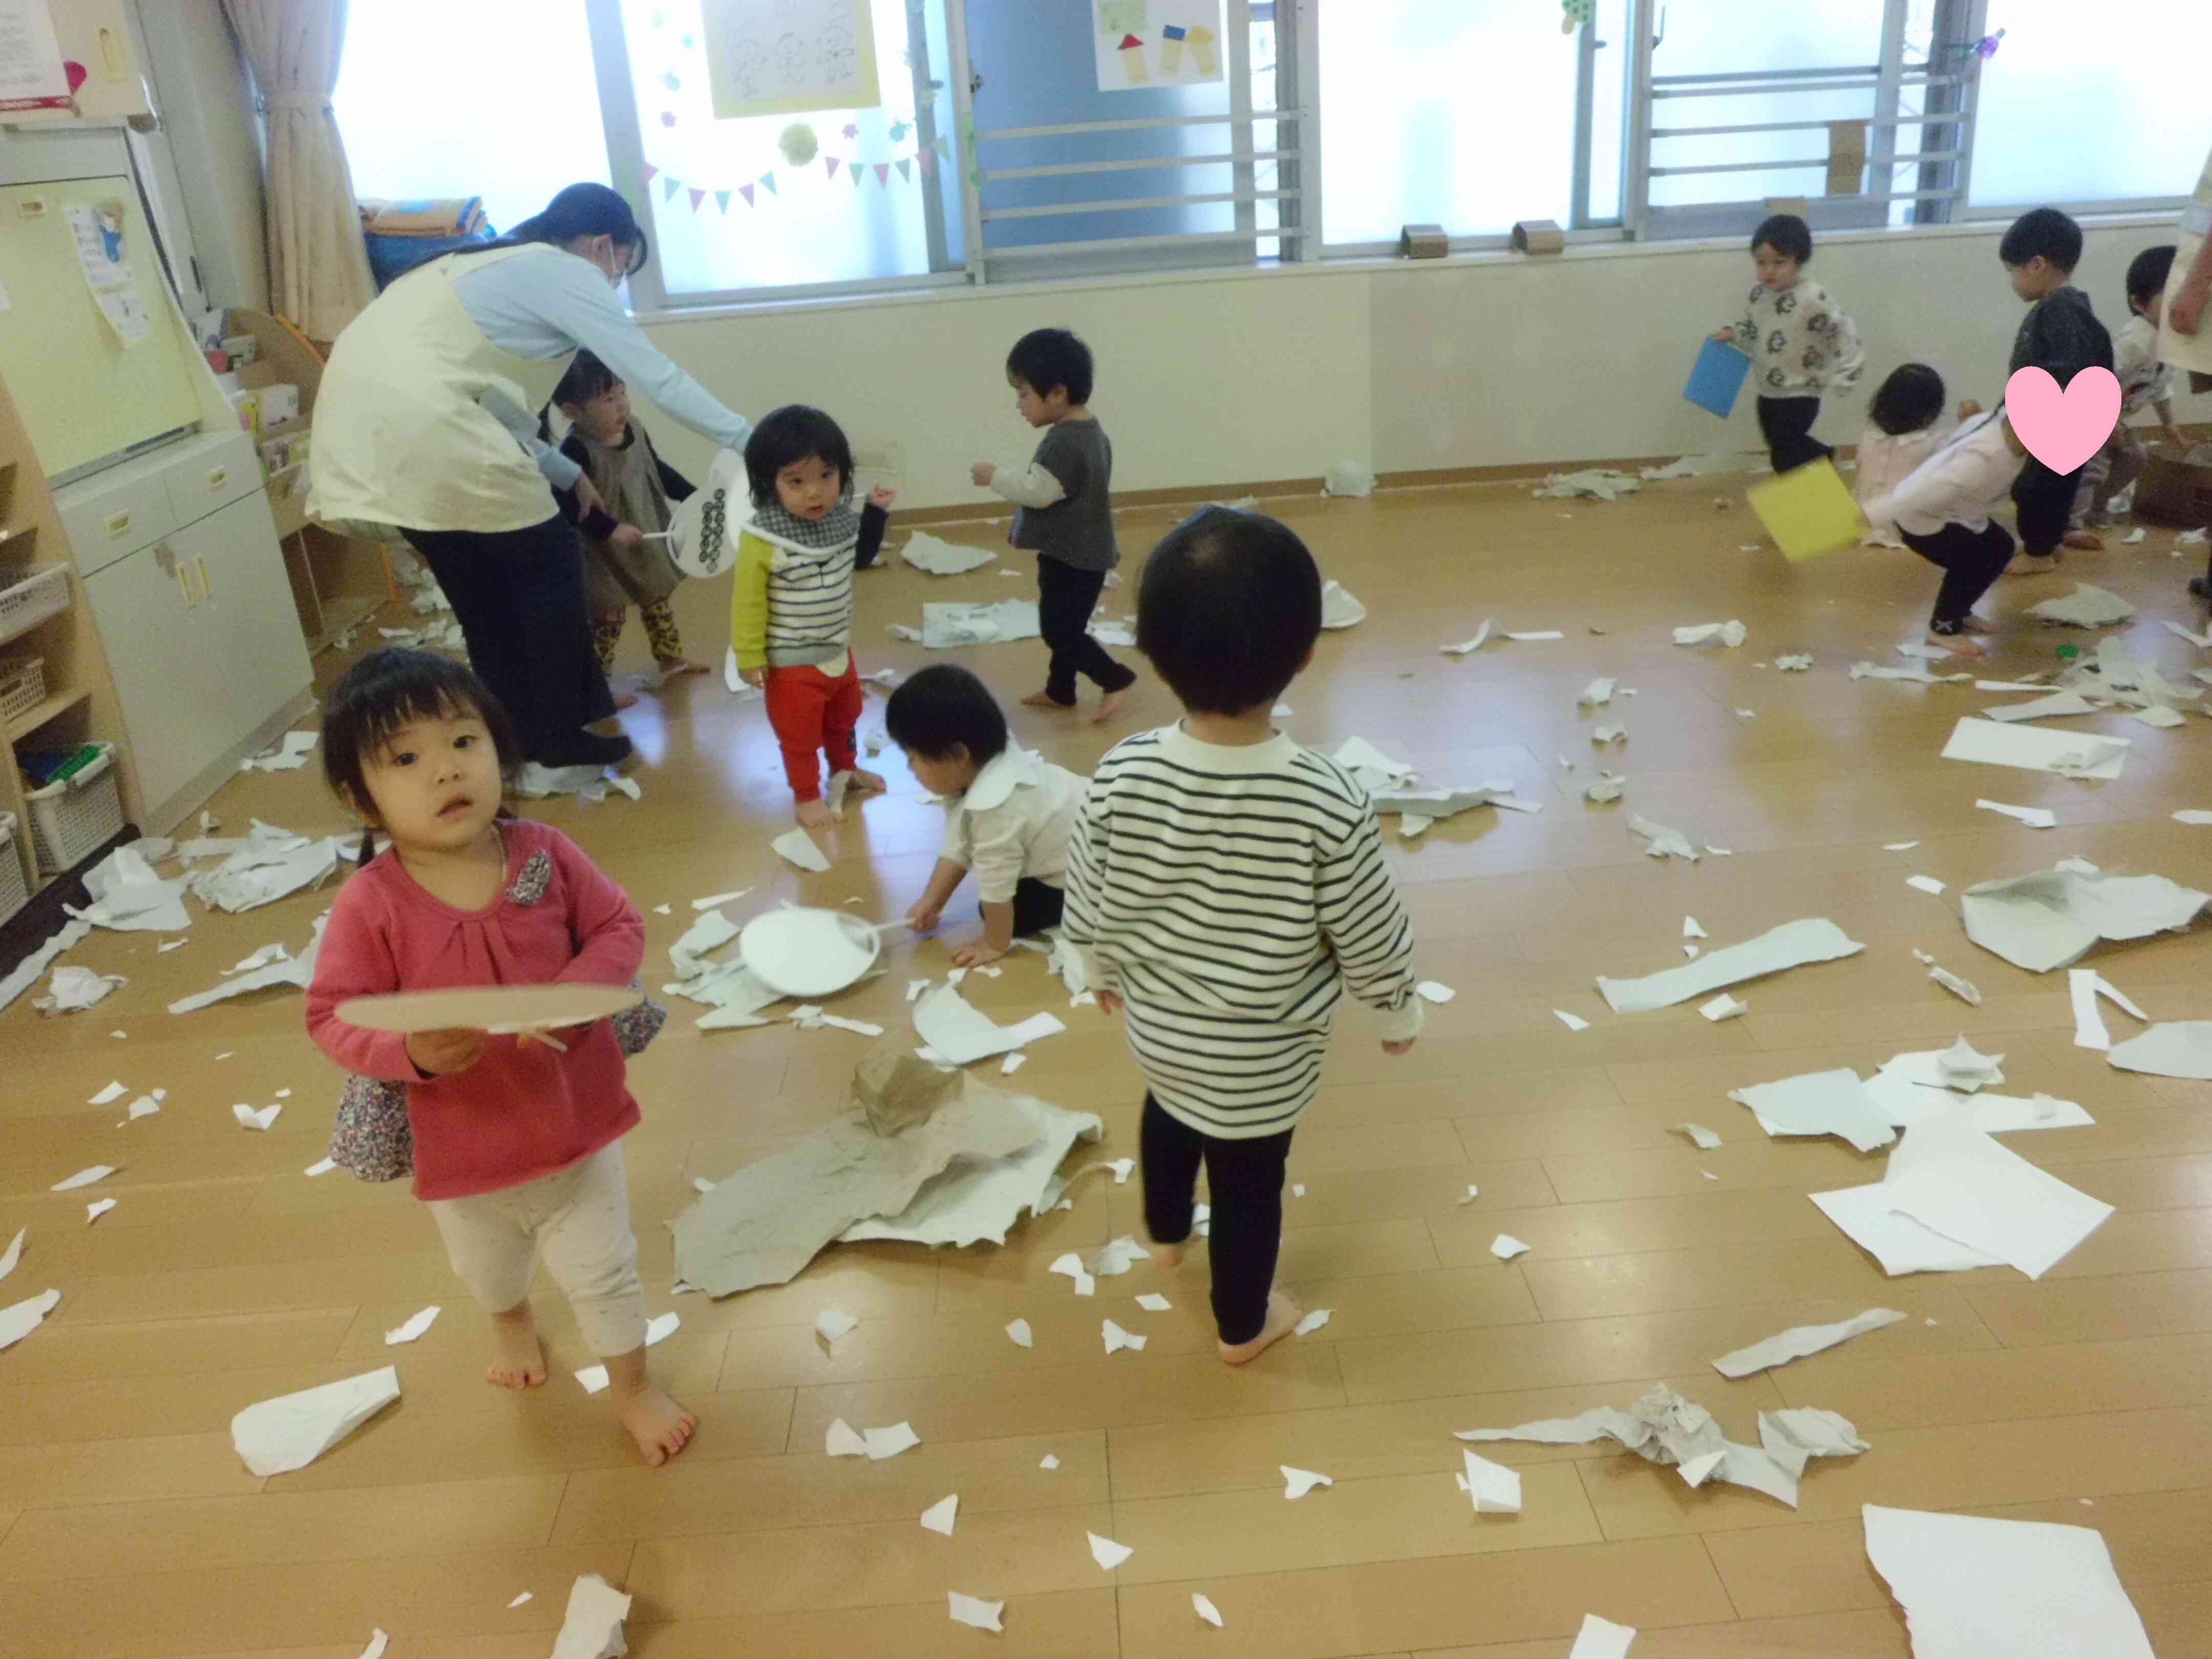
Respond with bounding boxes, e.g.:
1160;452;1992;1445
2107;1021;2212;1080
1863;1505;2155;1658
231;1367;401;1476
1940;718;2129;779
901;531;996;576
1880;1112;2112;1280
1598;919;1864;1014
841;1095;1103;1247
1961;865;2207;973
71;846;192;931
700;0;880;119
1861;1071;2091;1133
1810;1182;2004;1275
909;600;1043;648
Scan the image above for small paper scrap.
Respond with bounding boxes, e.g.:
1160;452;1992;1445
1102;1318;1147;1355
815;1308;859;1345
1294;1308;1332;1336
1569;1612;1639;1659
1556;1010;1590;1031
1462;1449;1523;1515
86;1199;116;1224
233;1102;282;1131
1492;1235;1531;1261
1906;875;1947;896
575;1311;678;1394
1136;1293;1172;1312
1282;1465;1333;1499
771;829;831;873
1674;1123;1722;1150
1194;1593;1224;1627
948;1592;1004;1632
1089;1531;1134;1570
920;1493;959;1536
384;1305;440;1346
1700;993;1748;1022
1005;1318;1033;1348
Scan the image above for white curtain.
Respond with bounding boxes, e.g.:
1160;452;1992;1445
221;0;377;341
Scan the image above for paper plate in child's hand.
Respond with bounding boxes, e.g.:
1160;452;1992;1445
667;447;751;579
336;983;644;1034
739;907;897;999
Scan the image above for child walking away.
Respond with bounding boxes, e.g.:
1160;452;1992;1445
2074;245;2187;536
549;351;708;705
303;649;694;1465
2001;207;2114;565
1714;214;1864;474
730;406;897;827
1062;508;1421;1364
1859;370;2028;660
888;664;1086;968
970;328;1137;723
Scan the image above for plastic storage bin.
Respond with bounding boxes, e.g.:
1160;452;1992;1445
0;653;43;725
0;811;26;927
24;741;122;876
0;564;69;648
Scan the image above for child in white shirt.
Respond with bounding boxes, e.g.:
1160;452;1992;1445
891;665;1086;968
1713;214;1864;474
2074;244;2188;531
1855;365;1956;548
1859;365;2027;658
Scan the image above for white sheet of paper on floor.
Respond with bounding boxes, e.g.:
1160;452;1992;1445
1193;1593;1224;1627
1293;1307;1332;1335
1905;875;1947;896
1555;1009;1591;1031
0;1287;60;1352
911;598;1041;648
1673;620;1747;647
573;1311;678;1394
1976;799;2058;830
948;1592;1005;1632
50;1165;114;1192
1102;1317;1146;1354
1810;1178;2002;1274
1135;1293;1172;1312
912;983;1066;1065
1567;1613;1638;1659
1853;660;1971;684
1415;981;1455;1005
2105;1022;2212;1079
814;1308;859;1345
231;1365;401;1476
1039;1452;1060;1470
1960;864;2206;972
920;1493;959;1535
1492;1235;1530;1260
1673;1123;1722;1150
1049;1254;1098;1297
1089;1532;1133;1570
88;1081;125;1105
1597;918;1864;1015
84;1198;115;1224
232;1102;281;1132
2027;583;2136;627
1730;1068;1896;1152
1461;1449;1523;1515
1627;815;1699;861
548;1573;631;1659
1331;735;1417;792
1862;1504;2155;1659
770;829;832;873
1710;1307;1905;1378
0;918;90;1015
1282;1465;1332;1499
35;965;124;1013
1941;717;2130;779
1700;993;1748;1022
2069;968;2147;1051
1005;1318;1033;1348
901;530;996;575
1981;690;2099;723
71;845;192;931
1879;1111;2111;1279
825;1419;868;1456
384;1305;439;1345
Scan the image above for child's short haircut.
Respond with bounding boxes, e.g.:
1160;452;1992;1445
884;664;1009;765
1869;363;1946;437
1752;214;1813;265
551;348;620;411
1006;327;1095;406
2000;207;2084;273
2126;245;2177;311
744;404;854;507
322;648;522;821
1137;507;1321;715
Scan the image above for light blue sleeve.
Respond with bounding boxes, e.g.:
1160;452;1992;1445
453;250;755;453
475;386;582;490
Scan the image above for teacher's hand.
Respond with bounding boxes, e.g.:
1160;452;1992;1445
2172;275;2209;337
573;472;607;520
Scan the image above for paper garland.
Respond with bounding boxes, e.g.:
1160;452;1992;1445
640;136;950;212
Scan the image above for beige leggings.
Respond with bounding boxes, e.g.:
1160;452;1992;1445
427;1141;645;1357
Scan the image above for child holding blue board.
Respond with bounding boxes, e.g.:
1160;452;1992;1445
1712;214;1864;473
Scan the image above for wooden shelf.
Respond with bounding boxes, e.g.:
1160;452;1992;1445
6;684;89;743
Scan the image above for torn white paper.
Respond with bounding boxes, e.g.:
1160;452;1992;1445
0;919;91;1015
50;1165;114;1192
1331;736;1417;793
1777;652;1813;672
1584;771;1627;803
1880;1111;2112;1280
0;1228;19;1287
771;830;832;873
1293;1307;1332;1336
1628;815;1699;861
1441;621;1496;655
1460;1450;1522;1514
1568;1614;1637;1659
1982;691;2099;723
240;730;320;773
1907;875;1948;896
231;1366;401;1476
1492;1235;1531;1261
1673;1123;1722;1150
901;530;995;575
1555;1009;1591;1031
1579;677;1617;706
1193;1592;1224;1628
1282;1465;1333;1499
384;1305;440;1346
920;1493;960;1536
35;966;124;1014
1710;1308;1905;1378
1810;1182;2004;1274
1005;1318;1033;1348
1977;799;2058;830
1701;993;1748;1022
1961;864;2207;972
168;913;329;1014
70;846;192;932
2028;583;2136;627
232;1103;282;1132
1320;580;1367;629
1598;919;1864;1014
1928;964;1983;1005
1088;1532;1134;1570
2106;1022;2212;1080
84;1199;115;1224
912;983;1066;1065
1102;1317;1147;1355
0;1287;61;1352
1941;718;2130;780
1730;1068;1896;1153
948;1592;1005;1632
1853;661;1972;685
548;1573;631;1659
1537;468;1641;501
2069;968;2147;1051
814;1308;859;1345
574;1311;679;1394
1673;620;1747;647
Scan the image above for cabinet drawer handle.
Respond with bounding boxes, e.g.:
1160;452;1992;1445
174;564;195;609
205;466;229;491
194;556;212;599
104;509;133;538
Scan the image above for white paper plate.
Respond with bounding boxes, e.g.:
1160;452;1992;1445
738;908;882;999
336;982;642;1034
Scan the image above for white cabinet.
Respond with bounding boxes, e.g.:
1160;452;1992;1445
82;486;310;823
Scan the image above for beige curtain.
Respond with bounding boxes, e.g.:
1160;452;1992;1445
220;0;376;341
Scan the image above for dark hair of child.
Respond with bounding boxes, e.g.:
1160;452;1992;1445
884;664;1010;768
1999;207;2084;274
1869;363;1947;437
551;348;621;412
322;648;523;862
743;405;855;508
1006;327;1095;406
1137;507;1322;716
2126;245;2177;313
1751;214;1813;265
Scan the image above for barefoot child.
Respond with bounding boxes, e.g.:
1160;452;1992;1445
888;664;1086;968
2072;245;2186;534
1712;214;1864;474
1062;508;1421;1364
304;648;694;1465
1859;373;2027;659
730;405;896;827
970;328;1137;723
548;351;711;707
2000;207;2114;564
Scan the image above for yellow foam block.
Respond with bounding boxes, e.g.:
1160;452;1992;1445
1748;458;1866;562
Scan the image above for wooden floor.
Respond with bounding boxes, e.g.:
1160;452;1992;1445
5;473;2212;1658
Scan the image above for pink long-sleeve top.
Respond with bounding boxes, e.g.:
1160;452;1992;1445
305;819;646;1201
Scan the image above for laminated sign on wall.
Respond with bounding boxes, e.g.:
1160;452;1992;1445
0;0;71;113
1094;0;1224;92
65;199;151;345
701;0;881;120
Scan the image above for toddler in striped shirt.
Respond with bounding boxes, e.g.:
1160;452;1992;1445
1063;508;1422;1363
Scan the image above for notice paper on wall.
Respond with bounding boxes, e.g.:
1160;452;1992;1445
0;0;72;113
64;200;151;345
1095;0;1224;92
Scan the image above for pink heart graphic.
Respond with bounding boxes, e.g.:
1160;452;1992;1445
2005;366;2120;474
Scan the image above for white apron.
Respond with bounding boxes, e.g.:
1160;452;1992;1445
2157;143;2212;378
309;242;578;535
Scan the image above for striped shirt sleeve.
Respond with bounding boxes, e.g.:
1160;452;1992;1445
1316;805;1423;1041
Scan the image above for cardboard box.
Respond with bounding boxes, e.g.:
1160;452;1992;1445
1826;121;1867;196
1511;219;1565;255
1399;223;1449;260
2135;454;2212;527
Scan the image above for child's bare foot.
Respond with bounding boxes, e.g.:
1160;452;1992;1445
1094;686;1132;725
2062;530;2104;551
1022;689;1076;710
2005;552;2061;578
614;1382;697;1466
846;767;888;797
1931;629;1989;658
796;797;838;828
658;658;711;679
612;692;641;712
488;1305;547;1389
1219;1290;1302;1366
1153;1239;1187;1269
1958;613;1996;633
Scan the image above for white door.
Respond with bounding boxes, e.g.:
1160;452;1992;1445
81;537;208;815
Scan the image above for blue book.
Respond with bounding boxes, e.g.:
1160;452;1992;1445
1684;337;1753;418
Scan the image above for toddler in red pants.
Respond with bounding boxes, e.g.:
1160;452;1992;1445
729;405;897;826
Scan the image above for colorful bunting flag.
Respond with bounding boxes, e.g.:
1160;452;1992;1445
739;183;755;207
641;163;660;186
714;189;732;212
689;187;706;210
759;172;778;196
825;156;841;180
874;163;890;186
896;158;912;183
917;147;936;177
662;177;680;201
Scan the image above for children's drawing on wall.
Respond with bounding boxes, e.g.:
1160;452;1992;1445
63;198;150;345
703;0;882;120
1093;0;1223;93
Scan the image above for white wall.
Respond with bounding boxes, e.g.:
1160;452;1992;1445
632;216;2204;508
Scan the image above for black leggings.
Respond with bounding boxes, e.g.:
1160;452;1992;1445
1036;555;1136;706
403;514;615;764
1012;877;1064;938
1901;521;2016;631
1756;395;1833;474
1140;1093;1293;1345
2012;459;2083;557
